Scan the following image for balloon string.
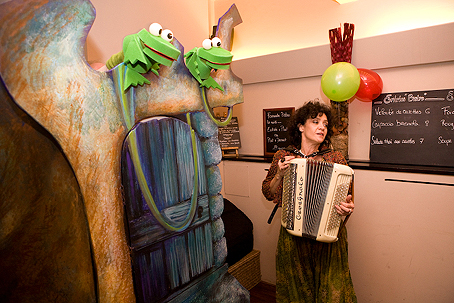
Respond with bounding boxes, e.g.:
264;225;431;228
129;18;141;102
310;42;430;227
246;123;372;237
337;102;341;128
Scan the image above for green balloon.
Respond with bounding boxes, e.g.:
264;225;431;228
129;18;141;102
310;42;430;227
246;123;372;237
321;62;360;102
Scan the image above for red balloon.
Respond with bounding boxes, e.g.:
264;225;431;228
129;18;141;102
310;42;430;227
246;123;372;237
355;68;383;102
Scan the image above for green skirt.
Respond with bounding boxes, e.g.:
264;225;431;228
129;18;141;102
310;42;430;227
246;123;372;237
276;226;357;303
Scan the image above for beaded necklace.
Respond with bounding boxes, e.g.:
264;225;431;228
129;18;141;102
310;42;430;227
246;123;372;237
292;148;331;159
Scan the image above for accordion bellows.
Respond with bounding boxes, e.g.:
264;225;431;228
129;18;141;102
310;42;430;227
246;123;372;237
281;158;354;243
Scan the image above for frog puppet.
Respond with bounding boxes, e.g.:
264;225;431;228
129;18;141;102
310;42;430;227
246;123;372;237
184;37;234;126
106;23;181;91
184;37;233;92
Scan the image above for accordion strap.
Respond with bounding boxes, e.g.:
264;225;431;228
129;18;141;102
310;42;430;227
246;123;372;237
267;203;280;224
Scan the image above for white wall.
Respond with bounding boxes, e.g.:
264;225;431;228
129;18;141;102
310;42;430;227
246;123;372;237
82;1;454;300
220;161;454;302
218;19;454;303
349;61;454;160
228;23;454;157
231;60;454;158
214;0;454;60
349;170;454;302
86;0;454;64
219;161;281;285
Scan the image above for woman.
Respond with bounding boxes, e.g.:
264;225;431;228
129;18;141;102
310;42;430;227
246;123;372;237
262;100;357;303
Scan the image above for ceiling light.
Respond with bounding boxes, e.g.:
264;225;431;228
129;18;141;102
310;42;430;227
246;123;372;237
333;0;358;4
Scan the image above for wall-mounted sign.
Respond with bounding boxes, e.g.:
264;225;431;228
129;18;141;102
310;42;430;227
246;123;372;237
370;88;454;167
263;107;294;157
218;117;241;157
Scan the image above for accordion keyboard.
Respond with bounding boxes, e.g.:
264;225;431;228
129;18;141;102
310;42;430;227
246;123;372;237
325;181;350;237
281;164;297;230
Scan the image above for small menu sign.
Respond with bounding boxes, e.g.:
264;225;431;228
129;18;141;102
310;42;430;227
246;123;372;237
263;107;294;157
218;117;241;149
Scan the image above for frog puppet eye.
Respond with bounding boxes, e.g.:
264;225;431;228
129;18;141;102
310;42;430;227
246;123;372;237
211;37;222;47
202;38;212;50
161;29;174;42
149;23;163;36
202;37;222;50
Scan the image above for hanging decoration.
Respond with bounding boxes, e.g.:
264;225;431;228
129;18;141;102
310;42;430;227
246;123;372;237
323;23;384;103
329;23;355;64
323;23;356;158
322;23;357;102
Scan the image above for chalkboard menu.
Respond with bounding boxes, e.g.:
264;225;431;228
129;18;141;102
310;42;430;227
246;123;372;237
370;88;454;167
263;107;295;157
218;117;241;149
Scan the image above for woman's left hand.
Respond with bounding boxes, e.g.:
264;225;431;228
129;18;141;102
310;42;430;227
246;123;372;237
335;194;354;216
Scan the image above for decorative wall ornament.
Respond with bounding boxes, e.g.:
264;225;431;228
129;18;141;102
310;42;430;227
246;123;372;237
326;23;356;159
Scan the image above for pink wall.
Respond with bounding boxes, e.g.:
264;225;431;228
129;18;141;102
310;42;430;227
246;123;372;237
86;0;210;65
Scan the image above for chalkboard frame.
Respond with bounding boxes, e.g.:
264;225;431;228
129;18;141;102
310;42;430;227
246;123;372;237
263;107;295;157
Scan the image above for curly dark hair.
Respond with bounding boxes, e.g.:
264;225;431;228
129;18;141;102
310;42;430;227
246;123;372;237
287;100;333;149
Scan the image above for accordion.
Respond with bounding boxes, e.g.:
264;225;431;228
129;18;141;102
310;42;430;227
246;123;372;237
281;158;354;243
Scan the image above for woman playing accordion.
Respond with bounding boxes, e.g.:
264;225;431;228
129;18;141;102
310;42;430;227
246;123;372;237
262;100;357;303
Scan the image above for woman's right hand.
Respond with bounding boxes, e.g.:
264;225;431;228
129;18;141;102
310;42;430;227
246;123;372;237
270;155;296;196
276;156;295;180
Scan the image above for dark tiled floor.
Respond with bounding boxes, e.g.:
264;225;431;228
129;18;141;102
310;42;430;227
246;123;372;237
250;281;276;303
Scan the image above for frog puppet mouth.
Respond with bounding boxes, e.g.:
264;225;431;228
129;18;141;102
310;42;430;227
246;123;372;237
205;59;231;68
144;43;178;62
137;28;181;66
202;51;232;70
